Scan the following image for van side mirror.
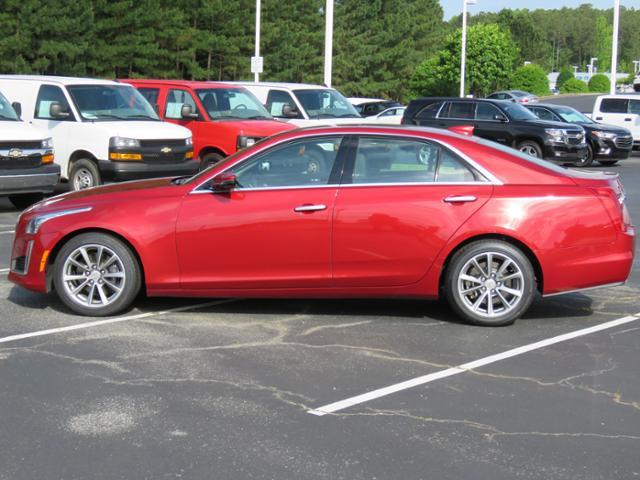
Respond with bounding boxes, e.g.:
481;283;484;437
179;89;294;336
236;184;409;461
181;104;198;119
210;173;237;192
49;102;70;119
281;104;299;119
11;102;22;119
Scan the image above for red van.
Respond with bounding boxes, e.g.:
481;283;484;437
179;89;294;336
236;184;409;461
121;79;295;167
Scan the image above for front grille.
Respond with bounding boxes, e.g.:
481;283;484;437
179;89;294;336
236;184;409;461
0;154;42;169
566;132;584;145
0;141;41;149
12;256;26;274
139;139;186;148
143;152;188;164
614;136;633;148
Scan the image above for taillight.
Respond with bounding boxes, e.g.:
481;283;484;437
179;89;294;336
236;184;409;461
593;180;631;232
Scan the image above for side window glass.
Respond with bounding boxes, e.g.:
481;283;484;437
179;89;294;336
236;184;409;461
165;89;198;119
600;99;628;114
353;137;438;184
230;136;343;189
137;88;160;108
437;149;478;183
443;102;474;119
34;85;74;120
475;102;501;121
417;102;442;120
629;100;640;115
266;90;298;118
534;108;554;121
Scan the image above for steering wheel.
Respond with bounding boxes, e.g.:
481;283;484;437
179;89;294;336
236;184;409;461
233;104;248;110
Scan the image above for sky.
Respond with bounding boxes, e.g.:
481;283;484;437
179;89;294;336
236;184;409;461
441;0;636;20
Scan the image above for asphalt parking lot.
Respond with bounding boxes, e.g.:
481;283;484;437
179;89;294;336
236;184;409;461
1;157;639;480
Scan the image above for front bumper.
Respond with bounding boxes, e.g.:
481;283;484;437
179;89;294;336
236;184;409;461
97;159;199;182
0;164;61;195
543;142;588;162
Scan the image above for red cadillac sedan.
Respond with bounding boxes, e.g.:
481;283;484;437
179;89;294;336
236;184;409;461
8;126;635;326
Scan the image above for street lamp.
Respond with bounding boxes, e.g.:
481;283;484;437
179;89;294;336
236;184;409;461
251;0;263;82
324;0;334;87
610;0;620;94
460;0;477;98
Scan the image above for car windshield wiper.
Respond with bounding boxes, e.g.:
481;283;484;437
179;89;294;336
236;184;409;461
126;114;159;120
212;115;244;120
90;113;128;120
245;115;271;120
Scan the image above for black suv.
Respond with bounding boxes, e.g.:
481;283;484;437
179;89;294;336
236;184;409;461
525;103;632;167
402;98;588;163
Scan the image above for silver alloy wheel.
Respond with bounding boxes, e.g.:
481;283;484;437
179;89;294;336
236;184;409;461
519;145;539;157
62;244;126;308
73;167;95;190
457;251;525;318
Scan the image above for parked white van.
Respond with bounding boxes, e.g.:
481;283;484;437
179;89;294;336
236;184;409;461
227;82;365;128
592;95;639;151
0;89;60;208
0;76;196;190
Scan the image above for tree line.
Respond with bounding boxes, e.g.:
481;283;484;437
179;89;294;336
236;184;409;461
0;1;638;102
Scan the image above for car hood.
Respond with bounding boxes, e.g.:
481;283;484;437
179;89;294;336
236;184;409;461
521;118;584;131
0;120;49;142
216;119;296;136
91;121;191;140
582;122;632;135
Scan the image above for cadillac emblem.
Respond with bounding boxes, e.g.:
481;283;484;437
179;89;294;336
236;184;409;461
8;148;23;158
160;147;172;154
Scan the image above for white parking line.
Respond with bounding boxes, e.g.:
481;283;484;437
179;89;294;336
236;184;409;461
0;268;9;273
0;230;15;235
0;299;237;346
308;312;640;416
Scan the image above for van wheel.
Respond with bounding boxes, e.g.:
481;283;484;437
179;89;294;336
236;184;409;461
201;152;224;170
70;159;101;190
574;144;594;167
517;140;543;158
8;193;44;210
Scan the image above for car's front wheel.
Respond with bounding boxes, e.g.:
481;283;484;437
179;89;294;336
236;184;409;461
444;240;536;326
516;140;543;158
53;232;141;316
574;144;594;167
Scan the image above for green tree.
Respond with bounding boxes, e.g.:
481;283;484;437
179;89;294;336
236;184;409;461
560;77;588;94
510;64;550;96
593;15;612;71
410;23;519;98
588;73;610;92
556;68;574;89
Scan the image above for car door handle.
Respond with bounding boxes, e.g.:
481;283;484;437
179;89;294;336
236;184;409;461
294;204;327;213
443;195;477;203
624;118;632;121
595;117;603;121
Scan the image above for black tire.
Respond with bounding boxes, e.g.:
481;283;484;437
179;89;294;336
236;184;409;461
598;160;618;166
516;140;543;158
8;193;44;210
574;144;594;167
53;232;141;316
444;240;536;326
69;159;101;191
201;152;225;170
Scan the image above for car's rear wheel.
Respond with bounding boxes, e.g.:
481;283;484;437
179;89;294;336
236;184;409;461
574;144;594;167
516;140;543;158
445;240;536;326
53;232;141;316
8;193;44;210
598;160;618;166
70;159;101;190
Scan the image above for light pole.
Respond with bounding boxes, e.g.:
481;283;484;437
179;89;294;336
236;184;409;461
460;0;477;98
324;0;334;87
252;0;262;82
610;0;620;94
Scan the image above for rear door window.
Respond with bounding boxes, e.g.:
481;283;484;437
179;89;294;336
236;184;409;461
600;98;629;114
629;100;640;115
34;84;74;120
440;102;474;120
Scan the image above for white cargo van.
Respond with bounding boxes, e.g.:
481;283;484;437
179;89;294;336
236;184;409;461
0;76;196;190
0;89;60;208
227;82;365;128
592;95;640;151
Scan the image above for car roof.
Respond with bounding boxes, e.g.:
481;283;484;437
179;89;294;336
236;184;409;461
119;79;233;89
527;103;575;110
225;81;332;90
0;75;121;86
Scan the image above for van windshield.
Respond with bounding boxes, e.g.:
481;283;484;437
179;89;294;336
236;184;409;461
293;89;361;119
0;92;19;121
67;85;160;121
195;88;272;121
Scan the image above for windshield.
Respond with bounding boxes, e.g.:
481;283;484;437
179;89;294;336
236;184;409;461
0;92;19;121
196;88;272;120
294;89;361;119
67;84;159;121
512;91;530;97
501;102;539;121
555;106;594;124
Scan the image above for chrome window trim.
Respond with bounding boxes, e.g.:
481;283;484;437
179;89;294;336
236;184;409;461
189;131;503;194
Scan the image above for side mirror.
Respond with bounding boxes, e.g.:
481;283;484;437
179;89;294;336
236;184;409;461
181;104;198;119
11;102;22;119
210;172;237;192
49;102;70;119
494;113;508;122
448;125;475;136
281;104;299;119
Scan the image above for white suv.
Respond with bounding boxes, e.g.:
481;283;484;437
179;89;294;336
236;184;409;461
592;95;640;151
227;82;364;128
0;76;196;190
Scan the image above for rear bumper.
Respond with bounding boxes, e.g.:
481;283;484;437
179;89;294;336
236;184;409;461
0;164;61;195
97;159;200;182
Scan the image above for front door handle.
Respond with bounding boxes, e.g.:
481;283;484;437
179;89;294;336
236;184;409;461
294;204;327;213
443;195;477;203
595;117;603;121
624;118;632;122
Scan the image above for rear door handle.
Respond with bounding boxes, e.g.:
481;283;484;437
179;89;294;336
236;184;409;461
294;204;327;213
595;117;603;121
443;195;477;203
624;118;632;121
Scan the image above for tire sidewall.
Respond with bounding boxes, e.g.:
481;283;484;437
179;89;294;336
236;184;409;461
445;241;536;326
574;143;594;167
517;140;543;158
53;233;141;316
70;159;101;191
201;152;224;170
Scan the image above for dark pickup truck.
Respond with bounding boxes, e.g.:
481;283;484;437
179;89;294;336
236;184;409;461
402;97;588;163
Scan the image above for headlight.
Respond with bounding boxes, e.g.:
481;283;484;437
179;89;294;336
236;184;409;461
25;207;92;235
185;137;193;146
40;137;54;149
545;128;567;143
592;131;617;140
109;136;140;148
236;135;261;149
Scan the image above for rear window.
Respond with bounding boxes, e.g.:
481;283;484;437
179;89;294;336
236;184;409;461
440;101;475;119
415;102;442;120
600;98;629;114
